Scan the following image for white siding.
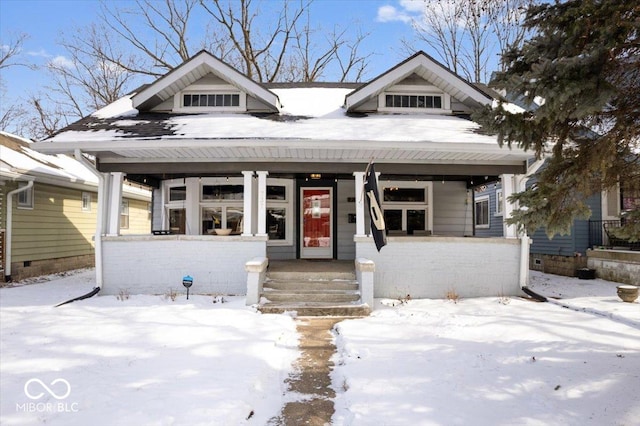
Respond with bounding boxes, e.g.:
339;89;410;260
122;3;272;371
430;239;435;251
337;179;356;259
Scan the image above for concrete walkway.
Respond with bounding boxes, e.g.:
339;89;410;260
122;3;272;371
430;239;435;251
268;317;345;426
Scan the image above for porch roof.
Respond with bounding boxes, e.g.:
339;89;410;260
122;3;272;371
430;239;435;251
33;87;532;173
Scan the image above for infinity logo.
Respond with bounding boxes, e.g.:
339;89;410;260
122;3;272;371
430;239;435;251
24;378;71;400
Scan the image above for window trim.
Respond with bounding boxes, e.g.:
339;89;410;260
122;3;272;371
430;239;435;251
475;195;490;229
17;182;34;209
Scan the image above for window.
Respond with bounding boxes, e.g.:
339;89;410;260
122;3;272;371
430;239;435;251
384;94;442;109
169;208;186;234
120;200;129;229
17;182;33;209
82;192;92;212
169;186;186;202
200;179;244;234
475;196;489;228
381;182;431;235
266;181;292;244
183;93;240;108
165;180;188;234
495;189;503;215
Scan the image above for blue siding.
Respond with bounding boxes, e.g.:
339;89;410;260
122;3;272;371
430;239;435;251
474;177;602;255
473;182;503;237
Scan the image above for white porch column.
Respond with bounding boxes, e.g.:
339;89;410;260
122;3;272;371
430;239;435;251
256;171;269;236
242;171;254;236
353;171;366;237
106;172;124;236
502;174;518;238
185;177;199;235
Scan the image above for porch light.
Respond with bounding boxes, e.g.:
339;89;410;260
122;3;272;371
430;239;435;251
310;173;322;179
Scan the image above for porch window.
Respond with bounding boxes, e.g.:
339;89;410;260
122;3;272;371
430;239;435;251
381;182;431;235
120;200;129;229
169;186;186;202
266;179;293;245
169;208;186;234
200;178;244;234
475;196;490;228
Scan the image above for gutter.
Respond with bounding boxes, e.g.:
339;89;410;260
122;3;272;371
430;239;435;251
4;180;34;281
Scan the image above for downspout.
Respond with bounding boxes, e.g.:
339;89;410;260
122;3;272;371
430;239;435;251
5;180;34;282
74;149;104;289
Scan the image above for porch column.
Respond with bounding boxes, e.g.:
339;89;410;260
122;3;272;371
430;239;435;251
353;171;366;237
502;174;518;238
106;172;124;236
256;171;269;236
242;171;254;236
99;172;112;233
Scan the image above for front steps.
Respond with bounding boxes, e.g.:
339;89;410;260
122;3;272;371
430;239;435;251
258;268;371;317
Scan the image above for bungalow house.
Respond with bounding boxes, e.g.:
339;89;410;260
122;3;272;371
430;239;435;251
31;51;535;307
0;131;151;281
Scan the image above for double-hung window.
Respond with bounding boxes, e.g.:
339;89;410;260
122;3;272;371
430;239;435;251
495;189;503;216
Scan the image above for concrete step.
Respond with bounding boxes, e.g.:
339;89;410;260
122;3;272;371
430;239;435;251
264;279;359;291
258;303;371;317
267;270;356;281
262;291;360;304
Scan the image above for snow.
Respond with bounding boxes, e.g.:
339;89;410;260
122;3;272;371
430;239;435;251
331;272;640;426
48;89;501;145
2;269;638;425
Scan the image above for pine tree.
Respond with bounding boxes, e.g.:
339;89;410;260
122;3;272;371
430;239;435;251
473;0;640;241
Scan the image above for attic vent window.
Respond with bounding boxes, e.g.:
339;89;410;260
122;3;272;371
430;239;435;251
183;93;240;107
385;94;442;109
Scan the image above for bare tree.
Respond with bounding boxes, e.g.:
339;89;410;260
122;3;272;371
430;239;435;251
405;0;533;82
0;32;34;135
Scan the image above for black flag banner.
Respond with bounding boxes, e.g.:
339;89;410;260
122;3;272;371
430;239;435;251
364;162;387;252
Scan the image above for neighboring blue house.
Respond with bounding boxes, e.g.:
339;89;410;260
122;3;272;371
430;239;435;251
473;177;625;277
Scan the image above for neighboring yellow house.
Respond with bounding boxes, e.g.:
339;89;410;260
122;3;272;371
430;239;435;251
0;132;151;282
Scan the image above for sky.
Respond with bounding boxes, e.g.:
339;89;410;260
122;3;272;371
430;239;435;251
0;0;421;107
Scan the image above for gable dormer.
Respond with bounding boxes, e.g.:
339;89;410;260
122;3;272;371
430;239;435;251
345;51;492;115
131;50;280;114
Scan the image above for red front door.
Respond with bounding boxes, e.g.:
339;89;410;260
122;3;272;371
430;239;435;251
300;187;332;258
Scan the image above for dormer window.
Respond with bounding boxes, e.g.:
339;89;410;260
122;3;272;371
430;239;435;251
174;88;246;112
377;85;452;114
385;94;442;109
183;93;240;108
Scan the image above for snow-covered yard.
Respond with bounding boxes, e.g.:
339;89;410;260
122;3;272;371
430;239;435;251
1;269;639;426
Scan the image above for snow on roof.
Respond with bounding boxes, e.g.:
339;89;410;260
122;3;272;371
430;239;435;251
1;132;150;198
92;94;138;119
1;131;97;183
47;88;500;146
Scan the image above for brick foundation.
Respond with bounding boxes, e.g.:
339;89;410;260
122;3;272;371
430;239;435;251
529;254;587;277
5;255;94;282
